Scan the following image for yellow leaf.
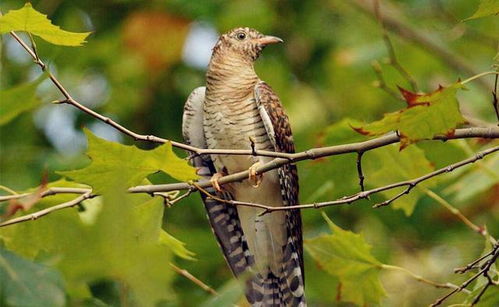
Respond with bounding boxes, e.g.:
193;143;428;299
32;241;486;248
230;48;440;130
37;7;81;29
0;3;91;46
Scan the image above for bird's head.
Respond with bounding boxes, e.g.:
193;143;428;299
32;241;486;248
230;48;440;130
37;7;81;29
212;27;283;62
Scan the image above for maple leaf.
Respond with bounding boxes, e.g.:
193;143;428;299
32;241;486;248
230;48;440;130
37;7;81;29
353;83;466;149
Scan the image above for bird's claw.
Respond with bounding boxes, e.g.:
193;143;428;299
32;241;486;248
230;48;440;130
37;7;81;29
210;173;224;192
249;162;263;188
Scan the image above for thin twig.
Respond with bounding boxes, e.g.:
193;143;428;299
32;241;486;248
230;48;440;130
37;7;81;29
0;185;19;196
169;263;218;296
380;264;464;291
183;146;499;214
424;189;486;236
493;73;499;124
431;244;499;306
0;192;93;227
0;187;91;202
374;0;418;92
356;151;367;192
371;60;402;99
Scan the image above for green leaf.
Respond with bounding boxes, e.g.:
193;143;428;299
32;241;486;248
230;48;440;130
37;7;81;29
0;247;66;307
364;144;435;215
354;83;466;149
464;0;499;21
301;119;367;203
305;213;386;306
0;73;47;125
0;178;188;306
160;230;196;261
444;153;499;203
58;129;198;194
0;3;91;46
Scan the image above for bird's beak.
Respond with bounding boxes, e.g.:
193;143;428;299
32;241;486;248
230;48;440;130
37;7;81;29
257;35;284;46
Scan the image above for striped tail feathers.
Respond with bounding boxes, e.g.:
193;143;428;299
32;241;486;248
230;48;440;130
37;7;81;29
200;182;305;306
201;185;255;276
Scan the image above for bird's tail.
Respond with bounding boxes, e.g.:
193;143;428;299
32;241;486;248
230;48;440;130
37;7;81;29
244;239;306;307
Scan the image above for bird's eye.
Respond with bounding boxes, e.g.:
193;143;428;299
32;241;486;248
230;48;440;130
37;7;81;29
236;32;246;40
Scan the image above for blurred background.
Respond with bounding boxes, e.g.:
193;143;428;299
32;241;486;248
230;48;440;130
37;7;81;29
1;0;498;306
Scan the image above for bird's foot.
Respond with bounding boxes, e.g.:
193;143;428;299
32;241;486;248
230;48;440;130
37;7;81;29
210;173;224;192
248;162;263;188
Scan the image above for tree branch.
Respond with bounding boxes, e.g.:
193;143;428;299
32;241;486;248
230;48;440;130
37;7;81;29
3;143;496;227
350;0;492;91
129;128;499;194
0;192;93;227
8;31;298;160
161;145;498;215
169;263;218;296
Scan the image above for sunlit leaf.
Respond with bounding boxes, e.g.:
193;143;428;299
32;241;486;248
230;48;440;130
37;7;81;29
464;0;499;21
0;73;47;126
305;213;386;306
0;3;91;46
58;129;198;194
160;230;196;261
0;247;65;307
353;83;466;149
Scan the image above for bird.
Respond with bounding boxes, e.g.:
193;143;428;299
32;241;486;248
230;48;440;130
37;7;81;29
182;27;305;306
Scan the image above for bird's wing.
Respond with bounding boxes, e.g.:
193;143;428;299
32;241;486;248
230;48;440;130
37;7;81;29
182;87;254;276
254;81;306;305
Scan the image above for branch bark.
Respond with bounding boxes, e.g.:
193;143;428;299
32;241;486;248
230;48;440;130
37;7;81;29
129;127;499;194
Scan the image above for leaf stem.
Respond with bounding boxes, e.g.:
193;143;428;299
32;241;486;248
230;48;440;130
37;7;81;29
380;264;464;291
423;188;488;238
461;71;499;85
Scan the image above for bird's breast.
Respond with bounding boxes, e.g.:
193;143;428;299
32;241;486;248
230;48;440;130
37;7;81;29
203;91;273;173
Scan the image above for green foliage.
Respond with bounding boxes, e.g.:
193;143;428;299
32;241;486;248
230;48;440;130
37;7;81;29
1;0;498;306
0;73;47;126
0;247;65;307
445;154;499;203
464;238;499;307
305;213;386;305
354;83;466;149
160;230;196;261
0;3;90;46
59;129;198;194
0;178;178;306
364;144;435;215
464;0;499;21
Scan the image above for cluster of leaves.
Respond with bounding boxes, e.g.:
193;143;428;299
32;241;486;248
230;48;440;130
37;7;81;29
1;1;498;307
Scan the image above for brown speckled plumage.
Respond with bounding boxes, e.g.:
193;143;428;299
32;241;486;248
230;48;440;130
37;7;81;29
182;27;305;307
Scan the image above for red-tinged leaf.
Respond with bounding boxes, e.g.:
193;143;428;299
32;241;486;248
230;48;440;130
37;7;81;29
397;86;424;107
354;83;466;149
2;180;48;219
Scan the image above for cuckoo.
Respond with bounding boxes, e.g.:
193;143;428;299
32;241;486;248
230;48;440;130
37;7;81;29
182;27;305;306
